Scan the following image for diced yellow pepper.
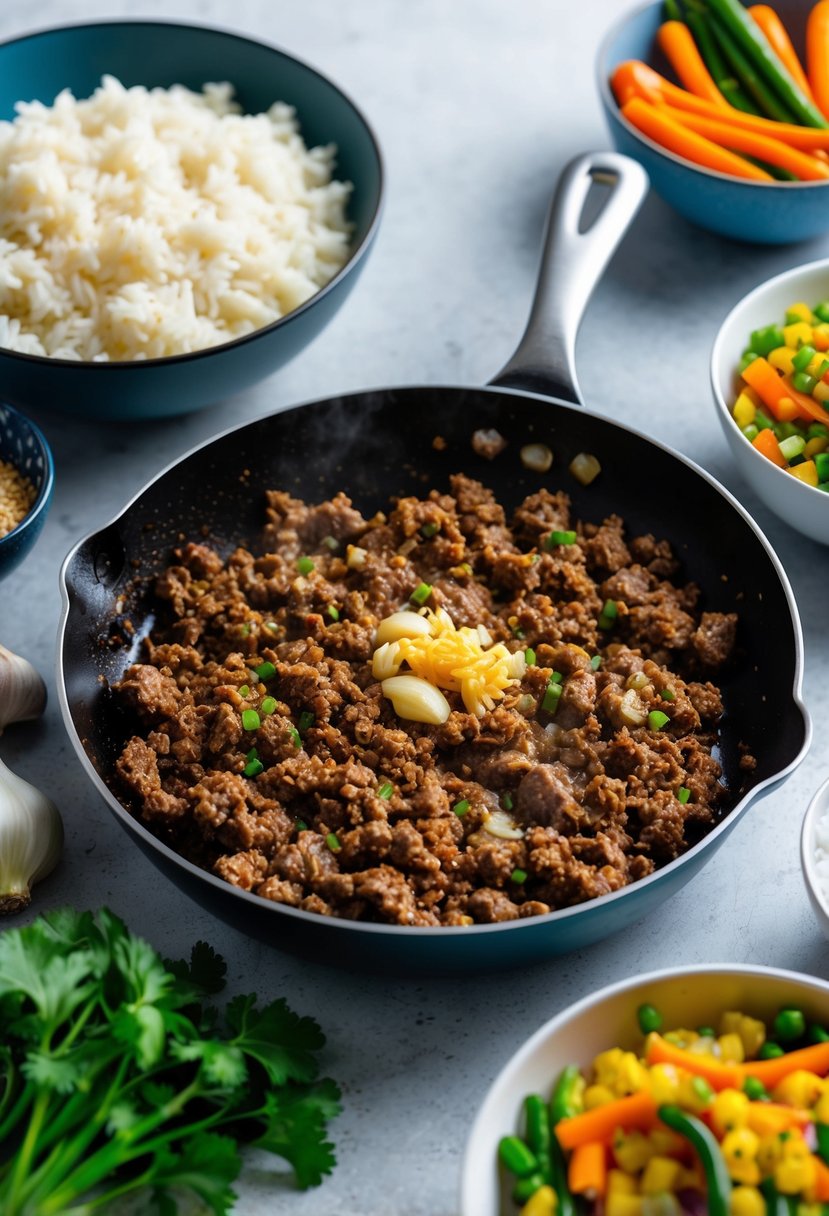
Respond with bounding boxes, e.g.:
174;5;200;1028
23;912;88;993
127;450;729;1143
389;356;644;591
813;379;829;403
677;1073;714;1114
774;1134;816;1194
648;1064;682;1105
613;1129;656;1173
814;323;829;351
520;1184;558;1216
784;321;814;349
787;302;815;324
649;1129;686;1157
769;347;796;375
594;1049;626;1089
813;1088;829;1123
789;459;819;486
710;1088;750;1136
606;1196;644;1216
617;1053;651;1096
773;1069;824;1109
584;1084;616;1110
757;1133;784;1174
718;1033;746;1063
730;1185;766;1216
805;436;829;458
607;1169;639;1198
808;352;829;376
719;1012;766;1058
722;1127;761;1185
733;392;757;428
640;1156;682;1195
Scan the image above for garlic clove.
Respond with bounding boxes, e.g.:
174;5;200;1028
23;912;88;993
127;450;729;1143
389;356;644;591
0;644;47;734
0;756;63;915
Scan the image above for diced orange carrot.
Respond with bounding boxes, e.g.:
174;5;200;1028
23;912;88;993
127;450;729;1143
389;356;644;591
568;1140;608;1197
746;1101;811;1136
645;1034;743;1090
738;1041;829;1086
752;427;788;468
555;1092;658;1151
741;356;829;425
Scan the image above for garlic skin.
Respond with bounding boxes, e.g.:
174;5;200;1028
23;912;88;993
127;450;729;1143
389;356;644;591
0;756;63;915
0;644;47;734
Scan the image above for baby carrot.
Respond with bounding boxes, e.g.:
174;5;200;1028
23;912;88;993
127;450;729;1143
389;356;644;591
621;97;774;180
644;1033;744;1089
807;0;829;121
738;1039;829;1085
567;1140;608;1197
657;20;731;106
752;428;788;467
748;5;816;103
742;356;829;426
555;1091;658;1150
659;102;829;180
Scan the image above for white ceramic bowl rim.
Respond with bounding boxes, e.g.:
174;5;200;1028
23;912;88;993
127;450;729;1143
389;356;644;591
711;258;829;507
596;0;829;191
801;775;829;918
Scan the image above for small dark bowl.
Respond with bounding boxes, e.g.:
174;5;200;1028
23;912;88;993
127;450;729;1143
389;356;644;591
0;404;54;579
0;20;384;420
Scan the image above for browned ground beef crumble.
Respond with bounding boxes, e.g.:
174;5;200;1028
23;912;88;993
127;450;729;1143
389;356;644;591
113;474;744;927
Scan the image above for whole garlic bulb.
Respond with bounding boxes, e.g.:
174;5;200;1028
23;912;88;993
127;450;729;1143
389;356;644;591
0;644;47;734
0;756;63;915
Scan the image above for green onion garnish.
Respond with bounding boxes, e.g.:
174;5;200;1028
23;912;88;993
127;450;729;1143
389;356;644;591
510;868;528;885
295;819;308;832
238;684;250;698
660;689;675;702
243;758;264;778
597;599;618;631
326;832;341;853
501;792;514;811
261;696;277;715
545;529;577;548
298;711;315;734
648;710;670;731
421;522;439;538
241;709;261;732
410;581;432;606
255;661;276;681
288;726;301;748
453;799;470;817
542;680;563;714
377;782;393;800
677;786;691;804
297;556;314;575
240;622;251;636
524;647;536;666
322;535;338;551
326;605;340;621
245;747;258;762
266;621;279;633
550;671;563;684
590;655;602;671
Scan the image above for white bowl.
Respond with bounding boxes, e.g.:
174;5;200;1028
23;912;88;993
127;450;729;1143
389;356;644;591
801;776;829;938
711;260;829;547
459;964;829;1216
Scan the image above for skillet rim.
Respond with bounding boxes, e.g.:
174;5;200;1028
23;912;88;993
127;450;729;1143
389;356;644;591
56;381;813;941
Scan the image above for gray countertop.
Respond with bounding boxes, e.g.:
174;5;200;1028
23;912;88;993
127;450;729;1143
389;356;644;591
0;1;827;1213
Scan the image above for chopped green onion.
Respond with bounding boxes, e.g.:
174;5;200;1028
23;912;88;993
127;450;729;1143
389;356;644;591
750;325;784;357
510;868;528;885
501;792;514;811
241;709;260;732
261;696;277;715
542;680;563;714
598;599;618;631
677;786;691;804
590;655;602;671
296;556;314;576
266;621;279;633
524;647;536;666
322;535;338;551
421;522;439;538
410;581;432;606
377;781;393;800
648;710;670;731
792;371;818;395
298;711;315;734
245;747;258;761
660;689;675;702
253;661;274;682
545;529;577;549
296;819;308;832
792;344;817;372
549;671;563;684
240;622;251;636
326;832;341;853
244;758;264;778
288;726;301;748
238;684;250;698
326;605;340;622
453;799;470;817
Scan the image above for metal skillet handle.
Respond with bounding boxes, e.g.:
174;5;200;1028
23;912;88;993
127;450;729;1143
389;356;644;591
490;151;649;404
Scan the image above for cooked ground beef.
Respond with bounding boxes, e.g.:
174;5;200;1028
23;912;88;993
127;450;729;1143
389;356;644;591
112;475;745;927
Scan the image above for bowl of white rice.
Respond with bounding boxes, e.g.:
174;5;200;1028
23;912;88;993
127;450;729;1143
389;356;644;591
801;775;829;938
0;20;383;418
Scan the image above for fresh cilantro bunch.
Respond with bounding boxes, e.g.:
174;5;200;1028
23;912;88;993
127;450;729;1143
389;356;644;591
0;908;340;1215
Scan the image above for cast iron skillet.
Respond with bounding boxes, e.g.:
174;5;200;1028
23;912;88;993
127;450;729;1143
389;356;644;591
58;153;810;976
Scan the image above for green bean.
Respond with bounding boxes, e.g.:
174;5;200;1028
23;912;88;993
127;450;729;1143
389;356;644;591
498;1135;538;1177
549;1064;584;1124
513;1172;546;1204
707;12;797;123
685;7;759;113
658;1105;731;1216
705;0;829;128
524;1095;553;1184
549;1131;576;1216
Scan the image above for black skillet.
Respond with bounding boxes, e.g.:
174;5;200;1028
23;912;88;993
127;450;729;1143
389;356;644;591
58;153;810;976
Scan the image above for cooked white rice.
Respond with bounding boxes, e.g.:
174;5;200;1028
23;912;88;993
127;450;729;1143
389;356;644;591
0;75;352;361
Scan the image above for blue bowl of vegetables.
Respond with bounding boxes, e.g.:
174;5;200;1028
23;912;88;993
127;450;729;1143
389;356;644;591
597;0;829;243
0;19;383;419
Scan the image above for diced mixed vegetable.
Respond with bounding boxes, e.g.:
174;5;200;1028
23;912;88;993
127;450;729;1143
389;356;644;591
500;1001;829;1216
729;300;829;488
609;0;829;183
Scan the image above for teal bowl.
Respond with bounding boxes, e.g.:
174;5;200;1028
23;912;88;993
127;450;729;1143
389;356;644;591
597;0;829;243
0;20;383;419
0;403;54;579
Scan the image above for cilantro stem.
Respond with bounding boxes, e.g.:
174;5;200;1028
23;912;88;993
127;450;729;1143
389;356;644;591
0;1081;34;1163
0;1048;18;1126
5;1088;50;1208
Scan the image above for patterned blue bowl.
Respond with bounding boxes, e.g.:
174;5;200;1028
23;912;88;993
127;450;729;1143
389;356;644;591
0;404;54;580
596;0;829;243
0;20;383;419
